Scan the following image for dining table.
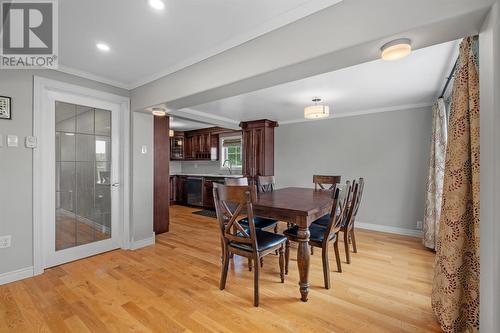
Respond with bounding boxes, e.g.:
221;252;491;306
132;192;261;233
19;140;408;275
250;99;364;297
253;187;334;302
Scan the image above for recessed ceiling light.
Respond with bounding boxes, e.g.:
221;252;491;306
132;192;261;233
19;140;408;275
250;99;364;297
152;107;166;116
96;43;110;52
148;0;165;10
381;38;412;61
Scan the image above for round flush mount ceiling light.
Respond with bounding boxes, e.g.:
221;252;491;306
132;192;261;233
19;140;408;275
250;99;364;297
304;98;330;120
381;38;412;61
96;43;110;52
152;107;166;116
148;0;165;10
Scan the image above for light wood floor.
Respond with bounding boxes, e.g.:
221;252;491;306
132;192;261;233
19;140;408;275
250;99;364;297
0;205;440;332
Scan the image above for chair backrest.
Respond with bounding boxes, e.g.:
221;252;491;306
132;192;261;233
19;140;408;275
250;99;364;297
352;178;364;217
257;176;275;193
225;177;249;186
342;181;359;230
213;183;258;250
322;182;351;243
313;175;341;190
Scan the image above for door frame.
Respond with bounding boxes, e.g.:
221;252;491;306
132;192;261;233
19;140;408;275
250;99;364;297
33;76;131;275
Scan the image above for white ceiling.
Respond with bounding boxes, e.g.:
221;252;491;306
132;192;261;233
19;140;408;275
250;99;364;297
169;116;212;131
184;40;459;124
58;0;343;89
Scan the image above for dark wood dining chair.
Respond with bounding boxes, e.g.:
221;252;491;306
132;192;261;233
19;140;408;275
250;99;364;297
225;177;278;233
313;178;363;264
341;178;364;263
257;175;275;193
313;175;342;190
284;183;350;289
213;183;287;306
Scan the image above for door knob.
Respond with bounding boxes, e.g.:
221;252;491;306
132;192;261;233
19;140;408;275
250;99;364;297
111;183;120;188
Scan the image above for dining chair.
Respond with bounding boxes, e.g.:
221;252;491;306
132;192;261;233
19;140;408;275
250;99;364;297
226;177;279;233
213;183;287;306
313;175;341;191
284;183;350;289
313;178;363;264
342;178;364;263
257;175;275;193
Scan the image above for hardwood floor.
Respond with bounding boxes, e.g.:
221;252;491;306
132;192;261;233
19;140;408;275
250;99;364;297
0;205;440;332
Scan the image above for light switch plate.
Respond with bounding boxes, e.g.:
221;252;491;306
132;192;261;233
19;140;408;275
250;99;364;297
7;135;18;147
0;235;11;249
25;136;37;148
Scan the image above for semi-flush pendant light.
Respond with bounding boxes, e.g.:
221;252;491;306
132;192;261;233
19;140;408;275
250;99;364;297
304;98;330;119
152;107;166;116
381;38;412;61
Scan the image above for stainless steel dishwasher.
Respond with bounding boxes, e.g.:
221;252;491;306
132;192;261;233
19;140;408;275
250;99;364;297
186;176;203;206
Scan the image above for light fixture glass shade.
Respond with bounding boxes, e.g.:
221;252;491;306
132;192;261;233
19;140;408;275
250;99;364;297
152;108;166;116
304;104;330;119
381;38;412;61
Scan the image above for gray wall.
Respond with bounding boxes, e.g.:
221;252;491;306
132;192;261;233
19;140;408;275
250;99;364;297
480;2;500;331
275;107;432;231
131;113;154;242
0;70;128;275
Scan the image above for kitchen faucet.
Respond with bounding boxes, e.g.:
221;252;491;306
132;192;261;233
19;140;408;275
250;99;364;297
222;159;233;175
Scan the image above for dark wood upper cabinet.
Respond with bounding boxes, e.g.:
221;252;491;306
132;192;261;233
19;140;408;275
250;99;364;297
170;127;239;161
170;132;185;160
240;119;278;182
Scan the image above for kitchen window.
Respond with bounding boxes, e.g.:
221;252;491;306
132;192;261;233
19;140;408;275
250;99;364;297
220;136;242;169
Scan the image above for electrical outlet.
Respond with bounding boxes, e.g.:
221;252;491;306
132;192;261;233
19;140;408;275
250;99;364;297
416;221;423;230
0;235;12;249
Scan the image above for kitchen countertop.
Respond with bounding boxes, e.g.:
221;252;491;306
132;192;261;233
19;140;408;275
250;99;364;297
171;173;244;178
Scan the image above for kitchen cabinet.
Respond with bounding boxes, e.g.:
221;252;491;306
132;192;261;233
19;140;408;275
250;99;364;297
169;176;176;204
176;176;187;205
240;119;278;183
170;133;185;160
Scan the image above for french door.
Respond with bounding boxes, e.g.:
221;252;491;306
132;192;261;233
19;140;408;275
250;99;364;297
34;78;129;271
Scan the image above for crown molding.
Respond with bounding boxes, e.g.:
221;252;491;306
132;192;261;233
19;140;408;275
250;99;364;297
56;64;131;90
279;102;432;125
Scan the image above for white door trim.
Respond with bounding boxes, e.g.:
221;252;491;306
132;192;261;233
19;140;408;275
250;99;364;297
33;76;131;275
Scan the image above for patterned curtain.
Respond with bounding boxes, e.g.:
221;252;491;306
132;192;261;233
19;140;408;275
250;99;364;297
423;98;447;249
431;36;480;333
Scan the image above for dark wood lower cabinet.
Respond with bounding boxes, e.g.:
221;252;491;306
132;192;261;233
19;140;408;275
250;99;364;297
203;179;215;209
176;176;187;205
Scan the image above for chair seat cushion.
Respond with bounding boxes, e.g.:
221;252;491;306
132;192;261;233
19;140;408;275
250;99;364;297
230;230;287;252
238;216;278;230
284;224;336;243
312;214;331;227
312;214;349;228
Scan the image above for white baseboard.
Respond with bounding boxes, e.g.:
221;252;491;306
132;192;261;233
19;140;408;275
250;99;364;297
0;266;34;285
130;233;156;250
356;221;423;238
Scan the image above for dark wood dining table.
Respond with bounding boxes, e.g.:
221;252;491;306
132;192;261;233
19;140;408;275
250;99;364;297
253;187;334;302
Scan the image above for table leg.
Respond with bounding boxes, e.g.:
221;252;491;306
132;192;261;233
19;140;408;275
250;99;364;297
296;225;311;302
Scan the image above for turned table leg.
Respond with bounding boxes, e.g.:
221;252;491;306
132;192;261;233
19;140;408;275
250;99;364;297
296;225;311;302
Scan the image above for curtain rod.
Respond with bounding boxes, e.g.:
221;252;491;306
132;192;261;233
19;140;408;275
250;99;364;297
439;58;459;99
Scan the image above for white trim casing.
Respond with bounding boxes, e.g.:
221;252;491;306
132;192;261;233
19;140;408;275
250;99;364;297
130;234;156;250
355;221;423;238
33;76;131;275
0;267;34;286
